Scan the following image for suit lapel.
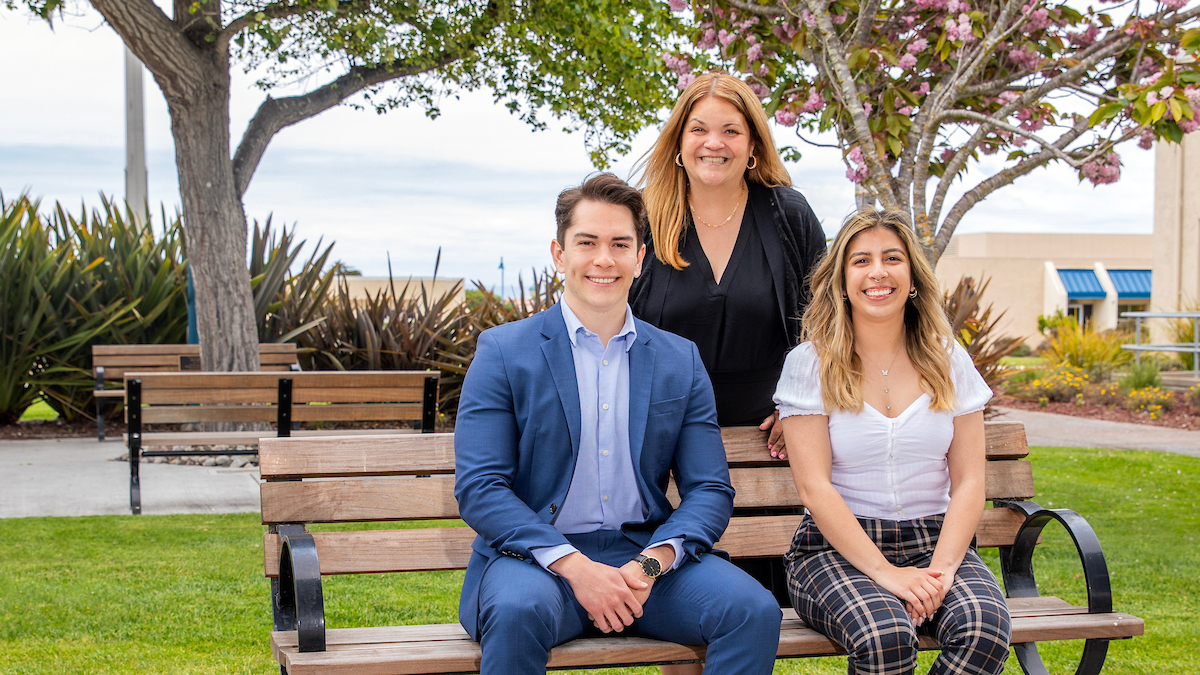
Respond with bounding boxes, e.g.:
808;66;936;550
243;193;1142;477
627;326;655;475
540;304;581;459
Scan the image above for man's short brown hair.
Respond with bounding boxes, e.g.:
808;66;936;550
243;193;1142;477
555;173;647;246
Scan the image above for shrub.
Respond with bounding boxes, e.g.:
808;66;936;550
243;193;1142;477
1120;360;1163;390
1085;382;1125;407
0;195;136;423
1040;317;1132;381
1188;384;1200;408
943;276;1024;416
1168;308;1200;370
1023;362;1090;402
1125;386;1176;419
248;217;340;344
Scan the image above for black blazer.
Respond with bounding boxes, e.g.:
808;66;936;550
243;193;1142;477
630;182;827;346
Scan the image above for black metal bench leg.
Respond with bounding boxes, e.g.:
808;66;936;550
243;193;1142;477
1012;639;1110;675
128;379;142;515
96;394;106;442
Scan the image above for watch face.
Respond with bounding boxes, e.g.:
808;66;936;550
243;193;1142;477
640;555;662;577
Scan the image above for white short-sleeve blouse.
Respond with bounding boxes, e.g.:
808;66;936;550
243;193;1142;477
773;341;992;520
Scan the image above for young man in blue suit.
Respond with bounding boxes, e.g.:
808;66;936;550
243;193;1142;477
454;173;782;674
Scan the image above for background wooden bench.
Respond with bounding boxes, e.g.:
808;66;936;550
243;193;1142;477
93;343;300;440
125;370;438;515
259;422;1143;675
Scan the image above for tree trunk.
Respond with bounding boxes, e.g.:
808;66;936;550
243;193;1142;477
157;55;259;372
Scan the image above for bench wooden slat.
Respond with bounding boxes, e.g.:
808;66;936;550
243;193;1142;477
138;428;418;448
261;434;457;478
95;343;296;356
290;372;435;388
127;372;291;389
292;403;425;422
722;422;1028;464
141;405;278;424
269;600;1143;674
132;388;281;405
293;388;426;404
97;355;197;367
261;509;1024;577
984;459;1035;500
261;476;460;523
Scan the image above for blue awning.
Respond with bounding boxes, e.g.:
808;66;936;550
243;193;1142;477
1107;269;1152;299
1058;269;1106;300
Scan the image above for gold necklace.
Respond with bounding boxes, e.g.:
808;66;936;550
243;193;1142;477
859;344;905;412
688;182;747;228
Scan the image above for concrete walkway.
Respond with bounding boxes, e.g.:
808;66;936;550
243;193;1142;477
994;407;1200;457
0;437;260;518
2;409;1199;519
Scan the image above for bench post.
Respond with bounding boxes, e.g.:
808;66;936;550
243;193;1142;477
127;379;143;515
95;365;106;442
422;374;438;433
276;378;293;438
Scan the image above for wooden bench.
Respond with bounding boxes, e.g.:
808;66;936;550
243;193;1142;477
126;370;438;515
93;343;301;440
258;421;1143;674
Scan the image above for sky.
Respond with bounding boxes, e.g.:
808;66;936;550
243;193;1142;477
0;5;1159;296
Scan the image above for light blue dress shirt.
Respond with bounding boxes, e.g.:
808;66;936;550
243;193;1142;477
531;299;684;573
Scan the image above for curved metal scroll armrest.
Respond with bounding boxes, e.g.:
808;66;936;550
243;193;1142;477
996;500;1113;675
279;533;326;653
996;500;1112;613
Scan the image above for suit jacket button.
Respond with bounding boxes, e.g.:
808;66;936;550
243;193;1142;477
549;503;557;514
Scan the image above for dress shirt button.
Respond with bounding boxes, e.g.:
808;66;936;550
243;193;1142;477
602;450;610;457
603;359;609;366
891;434;897;441
892;487;899;493
603;495;609;501
602;403;610;410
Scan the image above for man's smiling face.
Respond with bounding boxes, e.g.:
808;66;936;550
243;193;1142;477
551;199;646;320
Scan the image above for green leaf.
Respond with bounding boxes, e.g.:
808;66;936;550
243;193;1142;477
887;135;903;157
1087;102;1121;127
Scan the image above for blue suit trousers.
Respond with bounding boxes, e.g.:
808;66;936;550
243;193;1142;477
475;530;781;675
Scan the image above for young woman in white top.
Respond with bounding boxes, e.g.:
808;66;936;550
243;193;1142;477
773;209;1011;675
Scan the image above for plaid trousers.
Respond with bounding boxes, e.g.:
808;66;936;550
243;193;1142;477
784;515;1011;675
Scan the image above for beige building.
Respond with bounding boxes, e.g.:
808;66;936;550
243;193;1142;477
340;276;467;307
935;233;1153;347
1151;132;1200;341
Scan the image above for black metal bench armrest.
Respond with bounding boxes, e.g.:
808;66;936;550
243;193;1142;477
996;500;1113;675
278;533;327;653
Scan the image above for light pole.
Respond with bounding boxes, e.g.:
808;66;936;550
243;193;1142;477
125;46;147;224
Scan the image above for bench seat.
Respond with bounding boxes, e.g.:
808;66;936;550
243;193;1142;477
270;599;1144;675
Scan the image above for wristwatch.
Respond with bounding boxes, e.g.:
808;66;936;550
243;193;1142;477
633;553;663;579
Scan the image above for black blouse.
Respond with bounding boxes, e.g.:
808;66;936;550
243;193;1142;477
659;210;788;426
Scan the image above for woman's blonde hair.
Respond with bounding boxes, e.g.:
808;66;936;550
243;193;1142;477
801;209;957;413
639;73;792;270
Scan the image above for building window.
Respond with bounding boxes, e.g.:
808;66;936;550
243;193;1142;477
1118;302;1149;333
1067;302;1094;328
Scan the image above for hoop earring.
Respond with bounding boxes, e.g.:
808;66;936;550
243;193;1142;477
747;155;758;170
675;153;683;167
842;292;848;300
909;288;918;299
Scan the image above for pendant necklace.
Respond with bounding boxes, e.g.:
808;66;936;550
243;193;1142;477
860;344;905;412
688;182;747;228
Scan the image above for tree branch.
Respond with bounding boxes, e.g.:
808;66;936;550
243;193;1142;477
725;0;786;17
232;52;459;196
848;0;879;51
90;0;207;100
219;2;321;53
936;110;1083;165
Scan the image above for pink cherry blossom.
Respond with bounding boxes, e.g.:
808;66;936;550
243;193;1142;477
698;28;717;50
1070;23;1100;47
997;91;1021;105
898;105;915;115
917;82;931;96
749;82;769;97
908;38;929;54
1180;116;1200;134
747;43;763;62
1138;128;1155;150
1184;86;1200;109
846;146;869;183
800;89;827;113
1164;0;1187;10
776;109;798;126
668;0;688;11
899;53;918;70
663;53;691;76
1147;91;1159;106
940;147;956;163
801;10;816;26
863;102;873;115
678;73;697;90
832;13;848;24
1081;152;1121;185
757;63;769;76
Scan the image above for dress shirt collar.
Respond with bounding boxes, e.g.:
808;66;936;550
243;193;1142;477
559;299;637;352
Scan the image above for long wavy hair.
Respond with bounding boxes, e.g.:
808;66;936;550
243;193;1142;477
639;73;792;270
802;209;957;413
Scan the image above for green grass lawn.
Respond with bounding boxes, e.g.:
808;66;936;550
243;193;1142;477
998;356;1046;368
1;447;1196;674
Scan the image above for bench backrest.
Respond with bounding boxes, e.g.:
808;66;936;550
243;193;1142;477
259;422;1032;578
126;370;439;429
94;343;300;381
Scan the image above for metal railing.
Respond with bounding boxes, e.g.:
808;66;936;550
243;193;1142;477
1120;310;1200;378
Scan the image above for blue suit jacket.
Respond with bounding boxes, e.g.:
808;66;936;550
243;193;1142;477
454;303;735;638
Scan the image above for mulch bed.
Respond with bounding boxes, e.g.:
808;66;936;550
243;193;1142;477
997;393;1200;431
